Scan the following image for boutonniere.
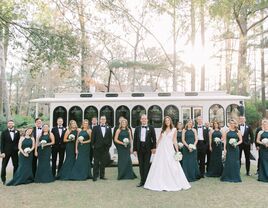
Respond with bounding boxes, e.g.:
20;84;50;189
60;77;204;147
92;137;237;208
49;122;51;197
107;126;109;129
246;126;248;129
147;127;149;131
204;127;206;130
15;130;18;134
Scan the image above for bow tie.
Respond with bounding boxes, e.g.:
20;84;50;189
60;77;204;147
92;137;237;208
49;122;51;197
240;124;245;126
58;127;63;129
101;125;106;127
9;129;15;132
198;126;202;128
38;127;42;130
142;126;147;128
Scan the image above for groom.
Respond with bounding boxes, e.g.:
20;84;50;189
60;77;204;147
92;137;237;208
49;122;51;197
133;114;156;187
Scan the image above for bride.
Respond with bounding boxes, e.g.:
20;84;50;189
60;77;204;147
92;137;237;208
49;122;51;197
144;116;191;191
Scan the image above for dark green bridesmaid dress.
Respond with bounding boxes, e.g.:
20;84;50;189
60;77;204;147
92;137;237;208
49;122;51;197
177;130;183;165
182;129;200;182
116;129;136;180
258;131;268;182
206;130;223;177
35;134;55;183
70;130;92;180
58;130;78;180
6;137;34;186
220;130;241;182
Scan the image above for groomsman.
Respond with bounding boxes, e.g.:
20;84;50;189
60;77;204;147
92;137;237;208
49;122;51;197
89;117;98;166
195;116;209;178
32;117;43;176
1;120;20;185
133;114;156;187
255;123;263;174
238;116;254;176
92;116;112;181
51;117;66;177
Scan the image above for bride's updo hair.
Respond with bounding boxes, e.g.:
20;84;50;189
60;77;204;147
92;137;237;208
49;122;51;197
161;116;174;133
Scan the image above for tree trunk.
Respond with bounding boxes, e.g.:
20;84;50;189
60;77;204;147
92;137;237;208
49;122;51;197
200;0;205;91
77;0;88;92
172;0;177;92
261;10;266;117
190;0;196;91
225;26;232;94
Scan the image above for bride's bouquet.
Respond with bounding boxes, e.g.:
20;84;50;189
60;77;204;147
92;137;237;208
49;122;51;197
123;138;130;147
78;136;84;145
229;138;238;148
262;138;268;147
178;142;184;149
189;144;196;150
68;134;76;141
174;151;183;161
24;147;31;154
214;137;221;146
40;140;47;149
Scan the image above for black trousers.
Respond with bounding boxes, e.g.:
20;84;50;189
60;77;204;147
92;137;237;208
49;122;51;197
197;140;208;176
52;145;65;177
239;143;251;173
93;147;107;179
205;145;211;172
32;155;37;177
1;151;18;182
137;143;151;184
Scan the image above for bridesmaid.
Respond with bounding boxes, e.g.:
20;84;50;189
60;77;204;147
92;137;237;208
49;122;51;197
70;119;92;180
176;122;184;149
221;119;242;183
34;124;55;183
256;119;268;182
58;120;78;180
6;128;35;186
206;121;223;177
181;119;200;182
114;119;136;180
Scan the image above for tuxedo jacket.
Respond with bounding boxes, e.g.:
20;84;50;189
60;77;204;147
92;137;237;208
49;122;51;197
92;125;112;150
0;129;20;154
194;125;209;144
51;126;66;147
133;125;156;152
238;124;254;145
255;127;262;147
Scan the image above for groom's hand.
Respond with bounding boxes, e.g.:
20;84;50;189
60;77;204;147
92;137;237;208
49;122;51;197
151;149;156;154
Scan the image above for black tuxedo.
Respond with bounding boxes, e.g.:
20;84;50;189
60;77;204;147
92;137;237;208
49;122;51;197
92;125;112;179
89;125;97;166
194;125;210;176
133;125;156;185
51;126;66;177
1;128;20;183
238;124;254;174
32;126;42;176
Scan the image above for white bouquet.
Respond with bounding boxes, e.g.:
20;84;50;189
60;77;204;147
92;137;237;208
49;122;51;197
123;138;130;147
262;138;268;146
229;138;238;147
24;147;31;154
174;151;183;161
189;144;196;150
40;140;47;149
68;134;76;141
78;136;84;145
178;142;184;148
214;137;221;146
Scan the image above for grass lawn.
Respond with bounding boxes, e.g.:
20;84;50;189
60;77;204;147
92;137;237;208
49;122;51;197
0;166;267;208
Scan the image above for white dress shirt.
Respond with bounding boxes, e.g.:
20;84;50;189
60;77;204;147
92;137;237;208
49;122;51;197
240;124;245;136
36;127;42;139
58;126;63;137
9;129;15;141
101;126;106;137
197;126;204;141
140;126;147;142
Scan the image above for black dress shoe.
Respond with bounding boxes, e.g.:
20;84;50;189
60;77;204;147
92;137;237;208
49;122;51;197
93;178;97;182
3;181;6;185
100;177;107;180
137;183;144;187
246;173;252;176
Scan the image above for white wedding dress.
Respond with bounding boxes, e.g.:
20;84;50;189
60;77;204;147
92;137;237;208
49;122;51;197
144;128;191;191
